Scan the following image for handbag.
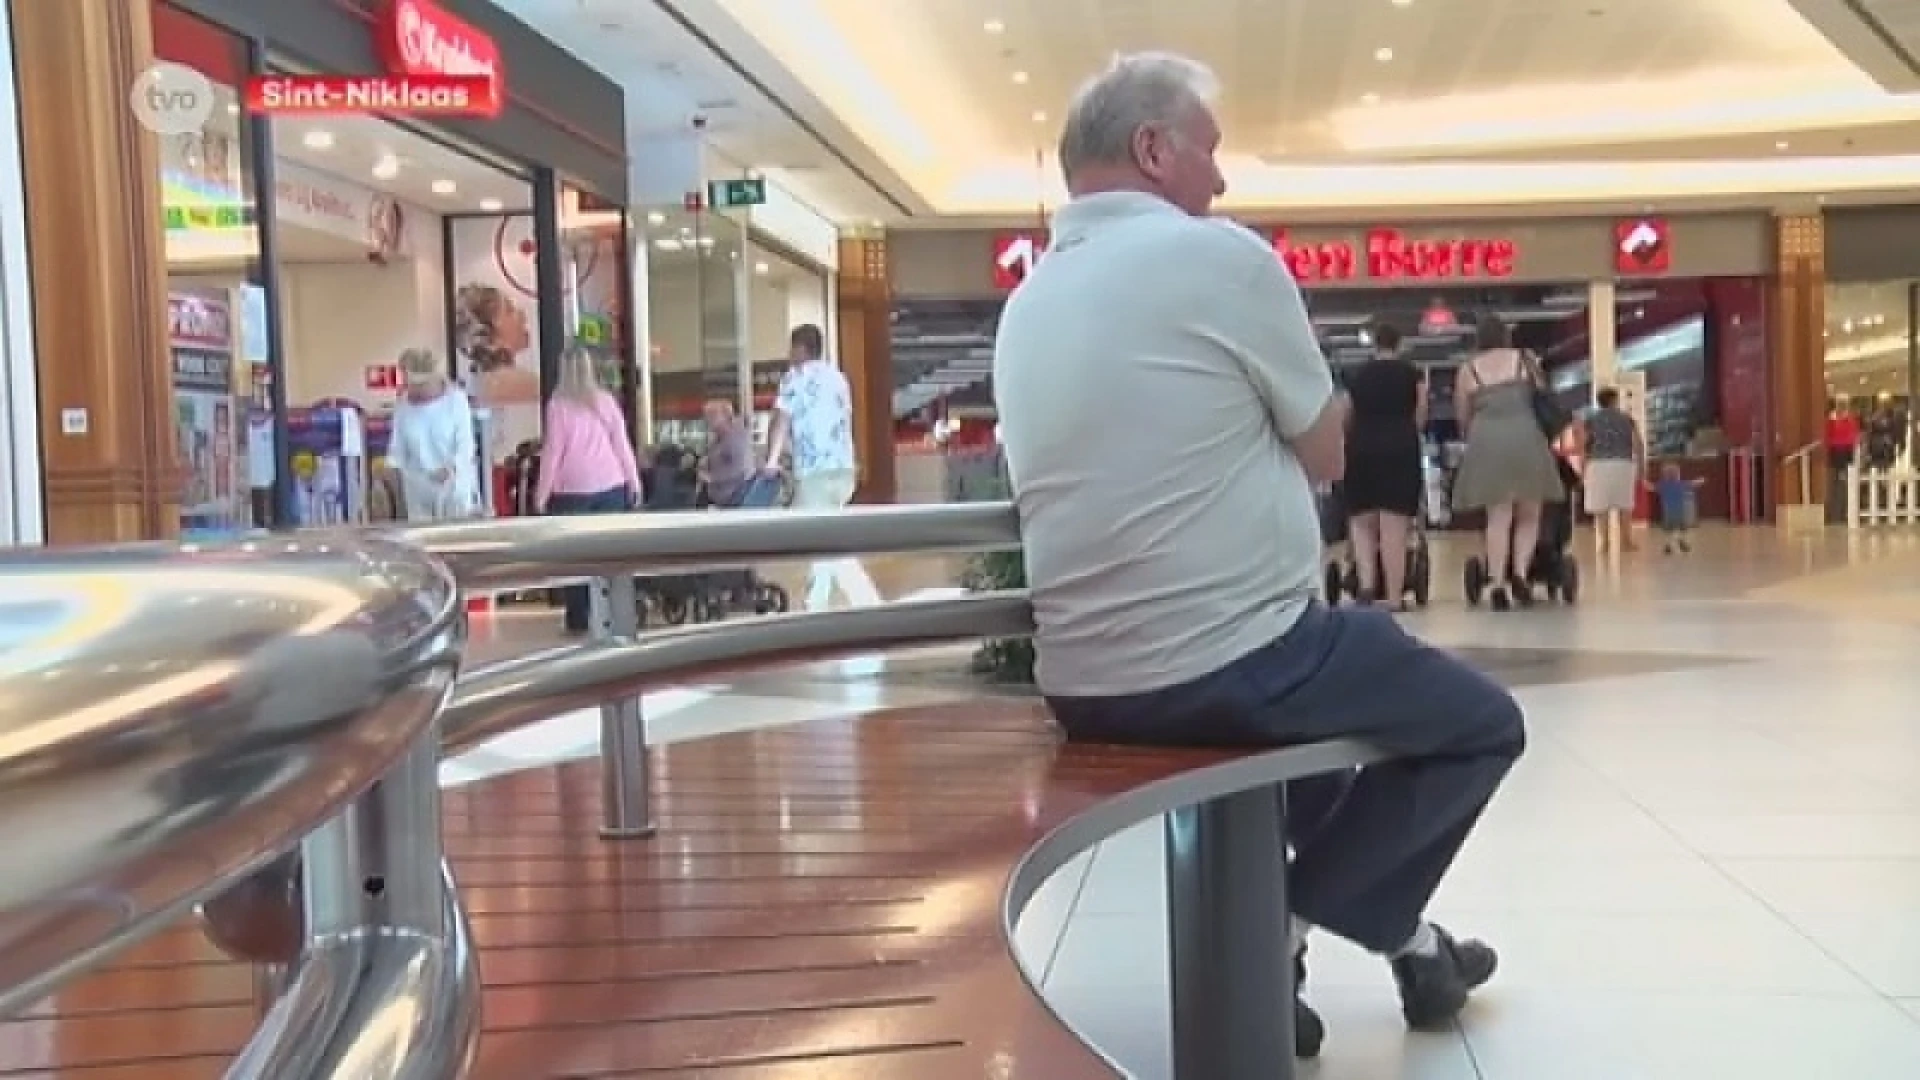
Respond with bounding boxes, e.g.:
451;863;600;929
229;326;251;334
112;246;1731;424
1522;351;1573;440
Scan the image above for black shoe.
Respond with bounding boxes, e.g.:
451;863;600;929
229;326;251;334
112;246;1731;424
1389;926;1498;1031
1509;575;1536;608
1294;946;1325;1059
1489;585;1512;612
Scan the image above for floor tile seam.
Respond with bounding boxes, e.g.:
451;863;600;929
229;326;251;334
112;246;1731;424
1037;847;1099;987
1560;736;1909;1007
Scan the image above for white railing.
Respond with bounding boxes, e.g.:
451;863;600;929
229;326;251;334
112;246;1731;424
1847;466;1920;527
1781;441;1821;507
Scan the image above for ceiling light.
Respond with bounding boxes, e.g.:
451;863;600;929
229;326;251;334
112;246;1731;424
431;179;456;195
1012;71;1029;85
1393;0;1413;6
753;261;769;275
1375;47;1394;62
1775;140;1790;151
478;198;503;212
984;17;1005;33
1032;110;1048;123
371;153;400;180
646;210;666;226
301;130;335;150
1361;92;1381;106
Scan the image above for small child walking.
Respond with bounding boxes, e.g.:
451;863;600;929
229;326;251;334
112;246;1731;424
1653;463;1702;554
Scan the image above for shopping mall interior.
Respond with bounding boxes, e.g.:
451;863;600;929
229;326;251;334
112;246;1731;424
11;0;1920;1078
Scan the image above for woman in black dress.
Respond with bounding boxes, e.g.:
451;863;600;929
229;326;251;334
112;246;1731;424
1344;323;1427;609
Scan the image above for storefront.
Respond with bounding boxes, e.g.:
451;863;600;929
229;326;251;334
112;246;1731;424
636;175;841;453
1822;207;1920;479
147;0;628;534
886;212;1776;517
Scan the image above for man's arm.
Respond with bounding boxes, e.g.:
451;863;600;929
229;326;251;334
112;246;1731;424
1209;246;1347;485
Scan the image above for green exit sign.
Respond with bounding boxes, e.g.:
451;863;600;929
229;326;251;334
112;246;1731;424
707;176;767;209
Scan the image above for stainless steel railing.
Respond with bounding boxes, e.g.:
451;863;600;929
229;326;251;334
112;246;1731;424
0;533;474;1077
0;503;1026;1080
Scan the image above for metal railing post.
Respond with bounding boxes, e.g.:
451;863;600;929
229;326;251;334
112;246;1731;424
1164;784;1292;1080
302;730;447;941
594;576;653;838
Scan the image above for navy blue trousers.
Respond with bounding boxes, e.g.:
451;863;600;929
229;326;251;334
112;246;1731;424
1046;604;1525;953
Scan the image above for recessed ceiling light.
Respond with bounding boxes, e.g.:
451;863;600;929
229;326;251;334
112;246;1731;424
1012;70;1029;85
646;210;666;226
1392;0;1413;6
1361;92;1381;105
1375;47;1394;62
478;198;503;212
431;179;456;195
371;153;400;180
301;130;335;150
1032;110;1048;123
1775;140;1790;150
984;17;1005;33
753;261;769;274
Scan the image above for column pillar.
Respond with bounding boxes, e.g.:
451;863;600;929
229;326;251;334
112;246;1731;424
1769;213;1828;508
10;0;178;542
837;234;896;504
1586;280;1617;405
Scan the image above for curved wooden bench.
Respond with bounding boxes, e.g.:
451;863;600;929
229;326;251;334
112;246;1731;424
6;698;1373;1079
449;697;1374;1080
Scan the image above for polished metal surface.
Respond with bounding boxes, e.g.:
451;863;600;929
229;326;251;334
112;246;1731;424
590;577;652;837
440;591;1033;756
0;535;461;1017
396;501;1020;590
228;861;478;1080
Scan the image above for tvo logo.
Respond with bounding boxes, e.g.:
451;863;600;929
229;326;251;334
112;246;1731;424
129;62;217;135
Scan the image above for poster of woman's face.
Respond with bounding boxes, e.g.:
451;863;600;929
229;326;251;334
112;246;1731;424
455;282;537;406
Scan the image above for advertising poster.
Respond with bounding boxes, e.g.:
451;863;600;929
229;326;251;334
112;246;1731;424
169;289;241;536
450;214;542;457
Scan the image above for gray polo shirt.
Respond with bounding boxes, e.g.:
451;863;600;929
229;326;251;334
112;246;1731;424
704;421;754;505
993;192;1334;696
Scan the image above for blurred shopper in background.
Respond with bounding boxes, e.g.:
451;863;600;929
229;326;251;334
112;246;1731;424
536;345;642;633
388;348;480;524
1581;387;1643;553
1343;322;1426;609
1450;315;1564;610
765;324;880;610
1825;398;1859;523
701;398;755;508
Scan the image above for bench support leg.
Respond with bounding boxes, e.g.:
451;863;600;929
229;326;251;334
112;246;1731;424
594;575;654;838
1165;784;1293;1080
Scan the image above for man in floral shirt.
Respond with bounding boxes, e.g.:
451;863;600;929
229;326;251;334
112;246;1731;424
765;324;879;609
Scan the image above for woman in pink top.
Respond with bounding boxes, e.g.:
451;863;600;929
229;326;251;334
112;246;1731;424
538;346;642;632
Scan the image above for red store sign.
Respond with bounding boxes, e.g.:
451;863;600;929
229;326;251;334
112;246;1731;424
382;0;503;96
1272;228;1517;284
1614;217;1671;275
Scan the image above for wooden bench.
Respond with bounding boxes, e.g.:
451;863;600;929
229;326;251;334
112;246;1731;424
444;697;1374;1079
41;697;1374;1079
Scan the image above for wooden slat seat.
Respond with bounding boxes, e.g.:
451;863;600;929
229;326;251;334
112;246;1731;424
2;697;1353;1078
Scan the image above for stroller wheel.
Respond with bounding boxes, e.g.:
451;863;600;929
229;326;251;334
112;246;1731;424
659;595;690;626
754;582;791;615
1410;548;1432;608
1464;556;1488;607
1324;562;1345;605
1561;558;1581;605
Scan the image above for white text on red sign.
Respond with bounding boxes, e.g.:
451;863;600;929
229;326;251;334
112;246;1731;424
244;74;499;117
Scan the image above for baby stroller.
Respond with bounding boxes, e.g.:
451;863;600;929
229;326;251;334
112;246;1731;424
1464;455;1582;607
1322;487;1434;609
633;446;720;626
694;471;793;620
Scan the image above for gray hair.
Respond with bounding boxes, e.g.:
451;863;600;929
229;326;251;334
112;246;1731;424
553;345;604;404
1058;52;1220;180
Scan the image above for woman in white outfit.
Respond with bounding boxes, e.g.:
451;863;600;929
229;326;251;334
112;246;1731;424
387;348;481;522
1580;387;1643;553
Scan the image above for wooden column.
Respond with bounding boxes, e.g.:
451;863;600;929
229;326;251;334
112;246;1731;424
837;235;896;504
1769;213;1827;508
10;0;178;542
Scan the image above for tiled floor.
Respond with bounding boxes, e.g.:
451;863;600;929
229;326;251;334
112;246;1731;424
449;526;1920;1080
